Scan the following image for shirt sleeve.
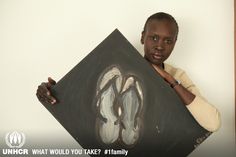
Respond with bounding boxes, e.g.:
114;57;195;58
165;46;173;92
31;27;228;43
176;70;221;132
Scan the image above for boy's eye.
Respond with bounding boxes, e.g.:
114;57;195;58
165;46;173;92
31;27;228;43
150;35;158;41
164;39;173;44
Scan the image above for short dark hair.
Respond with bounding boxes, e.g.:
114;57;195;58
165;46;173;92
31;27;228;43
143;12;179;38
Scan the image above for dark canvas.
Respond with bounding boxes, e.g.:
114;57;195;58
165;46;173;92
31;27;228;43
41;29;210;157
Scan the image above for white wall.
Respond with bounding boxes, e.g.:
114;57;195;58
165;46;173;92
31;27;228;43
0;0;234;156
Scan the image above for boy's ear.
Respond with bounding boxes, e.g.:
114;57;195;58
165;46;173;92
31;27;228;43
141;31;144;44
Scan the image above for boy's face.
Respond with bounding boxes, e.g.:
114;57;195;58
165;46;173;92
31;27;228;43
141;19;177;66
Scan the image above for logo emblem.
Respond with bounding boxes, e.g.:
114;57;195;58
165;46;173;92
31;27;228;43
5;131;25;148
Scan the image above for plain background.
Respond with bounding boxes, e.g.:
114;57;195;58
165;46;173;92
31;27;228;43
0;0;235;156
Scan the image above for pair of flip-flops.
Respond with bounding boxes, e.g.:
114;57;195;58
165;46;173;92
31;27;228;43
94;66;144;147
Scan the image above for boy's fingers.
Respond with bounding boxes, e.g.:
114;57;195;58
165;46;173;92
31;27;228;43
48;77;56;86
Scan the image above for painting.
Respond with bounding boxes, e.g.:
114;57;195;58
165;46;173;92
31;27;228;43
40;29;210;157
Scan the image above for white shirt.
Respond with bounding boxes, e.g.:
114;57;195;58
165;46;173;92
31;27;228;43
164;63;221;132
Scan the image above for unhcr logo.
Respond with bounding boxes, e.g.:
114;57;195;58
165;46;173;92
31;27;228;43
2;131;28;155
5;131;25;148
